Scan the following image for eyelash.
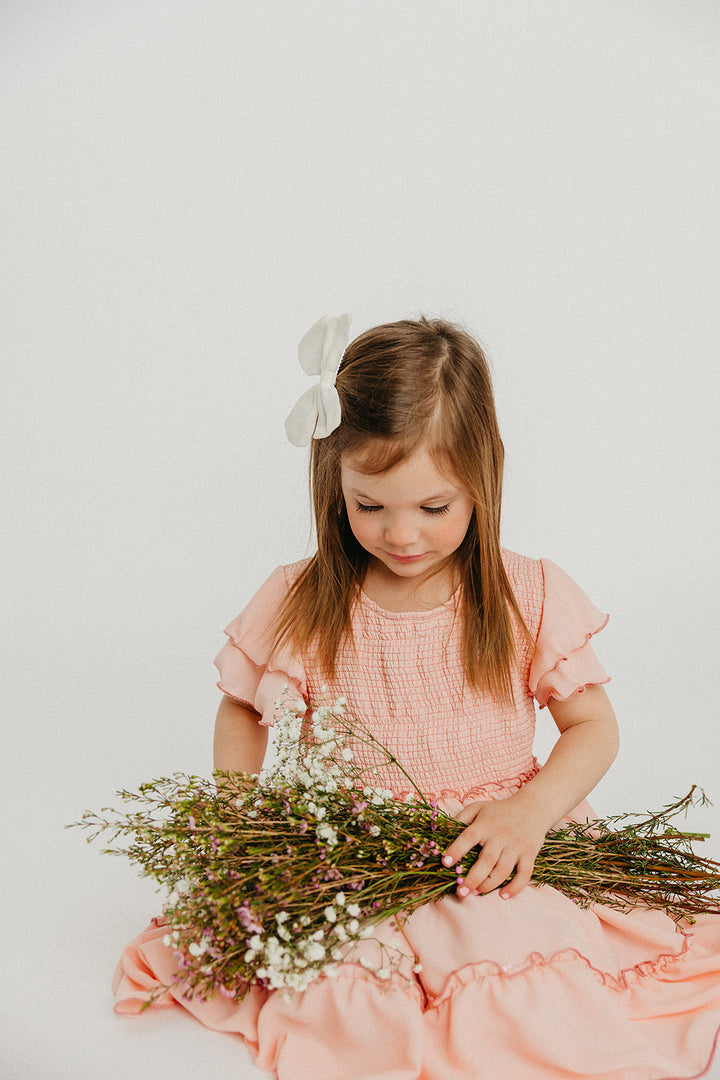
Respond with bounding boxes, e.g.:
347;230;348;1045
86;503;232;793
355;502;451;516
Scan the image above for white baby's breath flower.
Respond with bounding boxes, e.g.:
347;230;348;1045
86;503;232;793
335;891;346;907
377;967;391;980
324;905;337;923
341;748;354;761
346;903;361;918
304;941;326;963
316;822;339;847
188;941;205;957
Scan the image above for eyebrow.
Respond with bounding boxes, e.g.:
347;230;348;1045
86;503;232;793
349;488;457;502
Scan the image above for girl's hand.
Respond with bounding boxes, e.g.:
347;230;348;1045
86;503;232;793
441;795;549;900
442;687;620;900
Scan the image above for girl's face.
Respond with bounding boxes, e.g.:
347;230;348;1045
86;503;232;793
340;444;475;587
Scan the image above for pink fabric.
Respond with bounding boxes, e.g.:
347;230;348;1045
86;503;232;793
214;565;306;721
113;550;720;1080
213;550;609;802
530;558;611;707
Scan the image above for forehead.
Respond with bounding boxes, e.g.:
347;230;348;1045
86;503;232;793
341;445;463;497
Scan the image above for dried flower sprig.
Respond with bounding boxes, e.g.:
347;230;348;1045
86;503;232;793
72;696;720;1004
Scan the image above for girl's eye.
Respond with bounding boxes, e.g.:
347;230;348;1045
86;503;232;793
354;502;451;515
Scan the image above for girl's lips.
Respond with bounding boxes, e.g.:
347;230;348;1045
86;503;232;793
384;551;428;563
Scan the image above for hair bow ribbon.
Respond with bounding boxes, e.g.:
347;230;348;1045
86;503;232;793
284;314;352;446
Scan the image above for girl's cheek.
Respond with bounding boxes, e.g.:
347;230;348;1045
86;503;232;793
348;515;376;550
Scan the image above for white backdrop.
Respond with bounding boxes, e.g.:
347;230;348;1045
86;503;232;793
2;2;719;1078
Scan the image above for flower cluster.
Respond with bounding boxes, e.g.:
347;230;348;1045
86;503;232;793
73;694;720;1005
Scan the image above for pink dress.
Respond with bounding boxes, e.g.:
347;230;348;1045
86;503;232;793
114;550;720;1080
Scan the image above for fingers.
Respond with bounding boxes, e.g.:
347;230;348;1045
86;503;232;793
462;844;516;896
441;811;482;867
499;857;533;900
461;851;534;899
453;803;482;827
443;833;536;900
441;801;542;901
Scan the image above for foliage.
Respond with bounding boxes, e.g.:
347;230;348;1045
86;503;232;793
73;696;720;1003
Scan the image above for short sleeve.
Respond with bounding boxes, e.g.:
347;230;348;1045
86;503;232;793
213;564;307;725
529;559;610;708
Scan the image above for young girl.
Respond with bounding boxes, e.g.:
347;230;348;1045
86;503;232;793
114;315;720;1080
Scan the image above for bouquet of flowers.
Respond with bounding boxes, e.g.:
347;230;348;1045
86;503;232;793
74;695;720;1005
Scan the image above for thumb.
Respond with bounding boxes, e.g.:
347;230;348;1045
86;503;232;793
454;802;482;826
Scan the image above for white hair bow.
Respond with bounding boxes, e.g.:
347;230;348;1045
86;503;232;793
284;314;352;446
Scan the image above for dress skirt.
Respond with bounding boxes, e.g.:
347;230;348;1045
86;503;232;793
113;881;720;1080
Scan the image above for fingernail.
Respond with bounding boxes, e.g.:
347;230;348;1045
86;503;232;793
442;854;453;867
457;885;470;897
500;891;510;900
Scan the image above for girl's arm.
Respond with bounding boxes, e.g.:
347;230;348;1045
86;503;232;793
213;695;269;775
442;684;619;900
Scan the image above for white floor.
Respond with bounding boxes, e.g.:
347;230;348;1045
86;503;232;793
3;830;269;1080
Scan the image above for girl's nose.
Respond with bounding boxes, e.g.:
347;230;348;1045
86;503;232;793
383;515;418;548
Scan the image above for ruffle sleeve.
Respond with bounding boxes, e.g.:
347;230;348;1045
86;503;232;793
213;564;307;725
529;559;610;708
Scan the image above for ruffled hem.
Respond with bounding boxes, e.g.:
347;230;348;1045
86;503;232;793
113;902;720;1080
420;937;720;1080
530;559;611;708
428;928;692;1011
213;563;308;723
394;762;541;806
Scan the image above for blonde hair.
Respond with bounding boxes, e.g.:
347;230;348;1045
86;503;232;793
273;316;531;700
